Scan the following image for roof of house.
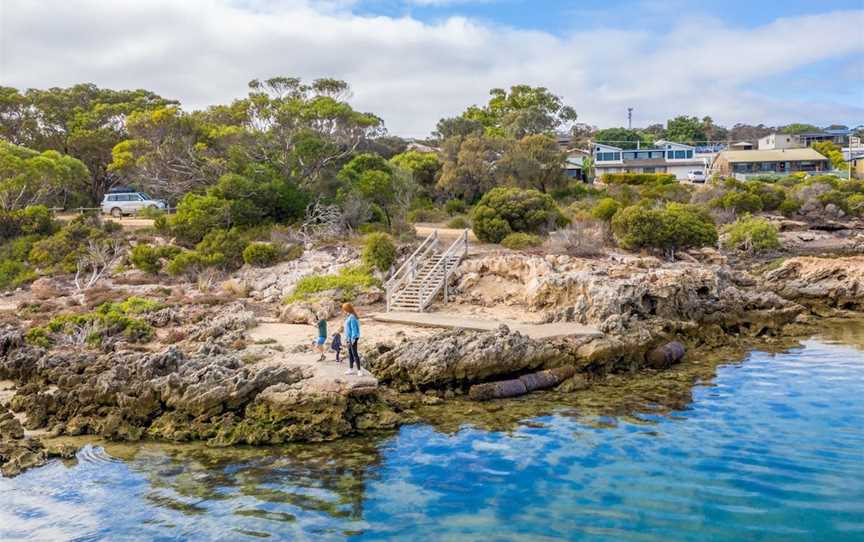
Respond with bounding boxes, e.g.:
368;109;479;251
718;148;828;163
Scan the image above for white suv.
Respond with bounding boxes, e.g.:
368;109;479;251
102;189;167;217
687;170;707;183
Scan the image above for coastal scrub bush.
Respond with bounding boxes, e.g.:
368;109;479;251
242;242;280;267
721;217;781;253
471;187;568;244
711;191;763;215
550;182;603;201
501;232;542;250
445;199;467;215
137;206;165;220
778;198;802;217
601;173;676;185
26;296;160;347
0;205;57;242
160;194;232;245
27;218;108;274
746;182;786;211
406;207;449;223
130;244;182;274
165;250;223;277
612;203;717;255
362;232;397;272
286;265;379;303
194;228;250;270
447;216;470;229
0;259;35;289
846;194;864;216
591;197;622;221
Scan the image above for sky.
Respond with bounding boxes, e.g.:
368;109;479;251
0;0;862;137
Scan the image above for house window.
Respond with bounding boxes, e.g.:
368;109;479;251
623;151;636;160
686;150;693;159
674;150;686;159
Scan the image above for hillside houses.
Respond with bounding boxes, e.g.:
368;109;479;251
592;141;706;180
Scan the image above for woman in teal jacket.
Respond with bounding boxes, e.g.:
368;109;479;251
342;303;362;375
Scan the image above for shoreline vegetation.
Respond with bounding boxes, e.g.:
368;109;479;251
2;78;864;477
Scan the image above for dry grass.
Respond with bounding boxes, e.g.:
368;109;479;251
545;220;610;257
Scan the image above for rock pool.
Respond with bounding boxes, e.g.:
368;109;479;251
2;325;863;541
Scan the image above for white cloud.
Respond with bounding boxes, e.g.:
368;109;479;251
0;0;862;136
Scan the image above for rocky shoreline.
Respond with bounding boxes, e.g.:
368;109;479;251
2;251;863;477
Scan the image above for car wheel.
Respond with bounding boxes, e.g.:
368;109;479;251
110;207;123;218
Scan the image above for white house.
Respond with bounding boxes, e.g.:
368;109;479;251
758;133;803;150
592;140;706;180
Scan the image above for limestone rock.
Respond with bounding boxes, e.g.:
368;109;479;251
763;256;864;313
366;326;564;390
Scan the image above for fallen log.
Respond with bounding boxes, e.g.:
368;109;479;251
469;366;578;401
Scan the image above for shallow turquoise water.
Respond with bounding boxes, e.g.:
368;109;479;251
2;331;864;541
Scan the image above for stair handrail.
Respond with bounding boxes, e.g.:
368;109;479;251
385;230;438;311
418;229;469;310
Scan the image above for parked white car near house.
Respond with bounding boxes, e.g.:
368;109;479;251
687;170;706;183
101;188;167;217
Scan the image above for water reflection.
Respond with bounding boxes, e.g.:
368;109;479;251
2;324;863;541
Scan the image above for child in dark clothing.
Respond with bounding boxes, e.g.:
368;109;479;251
331;332;342;363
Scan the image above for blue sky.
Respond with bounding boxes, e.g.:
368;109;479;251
355;0;864;33
2;0;863;135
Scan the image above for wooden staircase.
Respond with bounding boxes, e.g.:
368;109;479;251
385;230;469;312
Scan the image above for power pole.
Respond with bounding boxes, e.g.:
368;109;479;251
627;108;633;130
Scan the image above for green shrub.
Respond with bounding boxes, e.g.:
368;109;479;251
746;182;786;211
721;217;781;253
550;182;603;201
847;194;864;216
28;220;106;273
165;250;223;276
24;326;52;348
137;206;165;219
406;207;449;223
639;182;692;203
778;198;801;217
361;233;397;272
195;228;249;270
501;232;542;250
28;297;160;347
286;265;379;302
0;259;35;289
0;206;57;242
612;203;717;254
601;173;676;185
358;223;387;234
283;243;304;262
130;244;182;274
447;216;470;229
243;242;280;267
591;197;622;221
817;190;851;214
163;194;233;245
471;187;568;244
445;199;467;216
712;191;764;214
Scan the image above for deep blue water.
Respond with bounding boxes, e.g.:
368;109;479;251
2;331;863;541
